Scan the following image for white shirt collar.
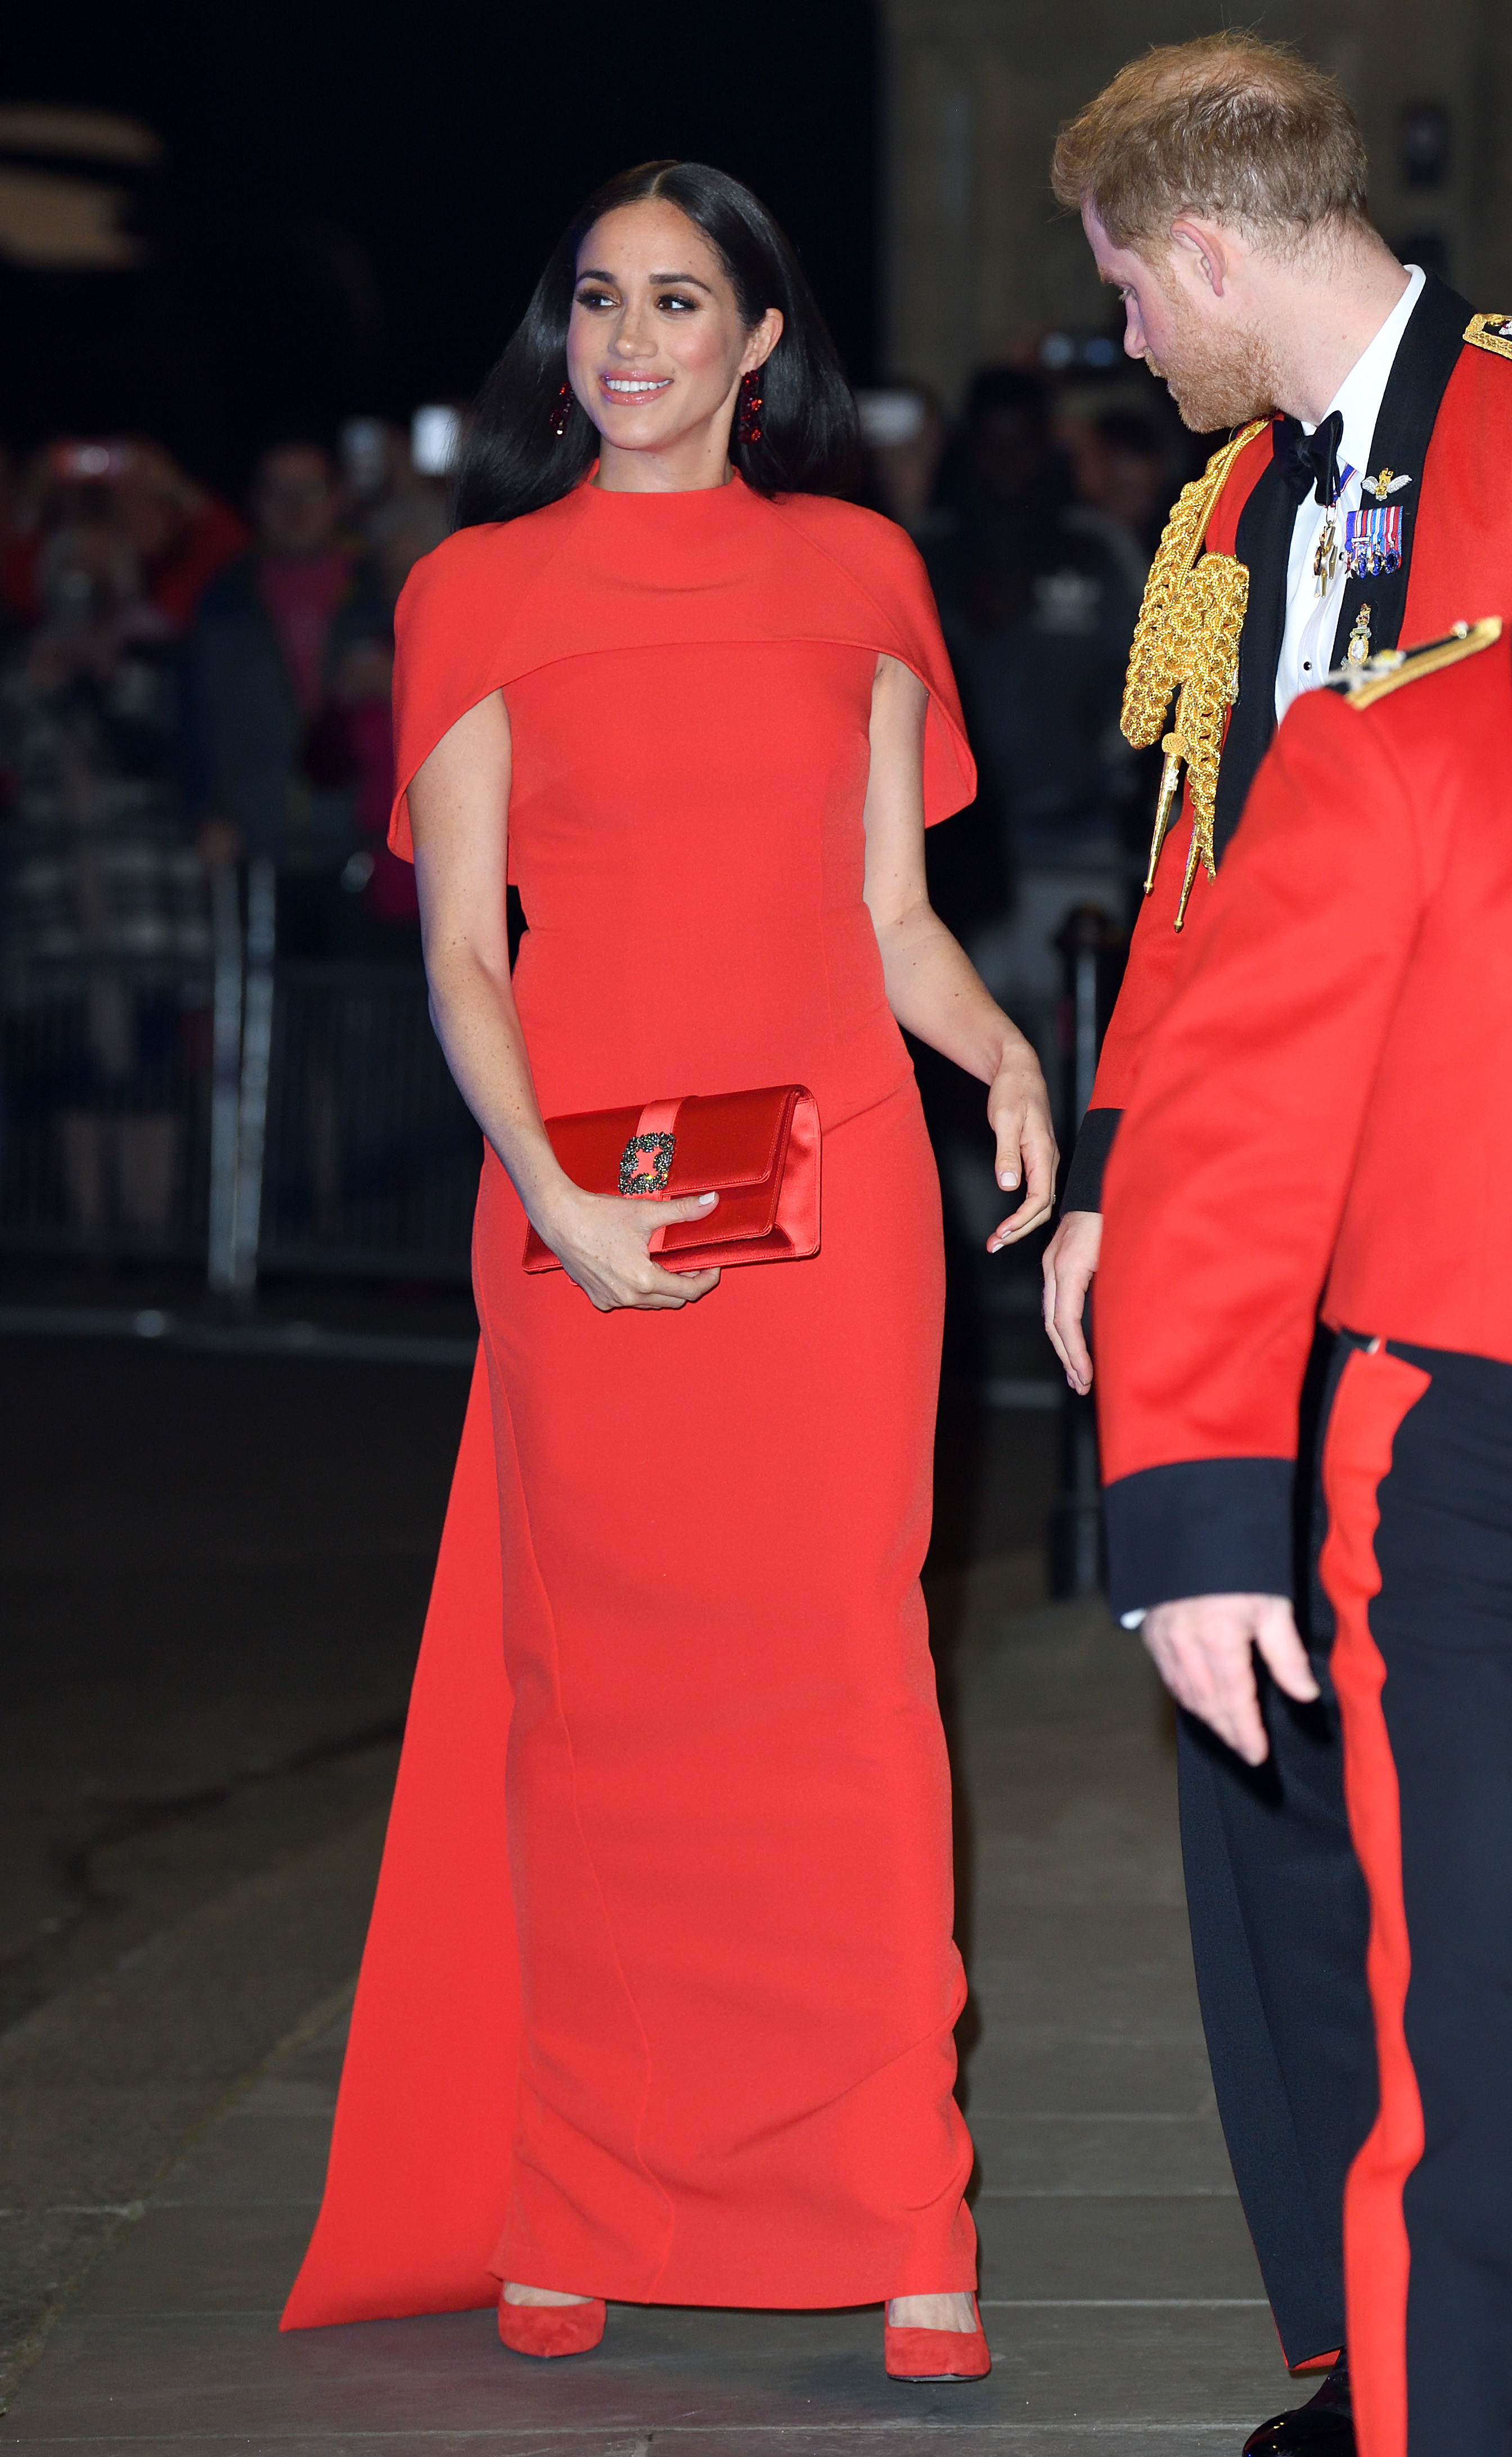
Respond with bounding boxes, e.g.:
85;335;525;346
1304;263;1426;474
1275;266;1427;719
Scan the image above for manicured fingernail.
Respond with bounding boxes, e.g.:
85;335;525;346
999;1172;1018;1189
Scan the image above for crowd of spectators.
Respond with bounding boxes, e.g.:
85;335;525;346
0;361;1173;1252
0;422;447;1239
0;422;449;972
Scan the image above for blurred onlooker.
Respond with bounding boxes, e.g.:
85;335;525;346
332;416;450;940
0;486;209;1242
1073;410;1170;558
856;382;950;541
324;628;421;939
340;415;449;606
0;441;248;638
925;366;1144;1082
184;442;389;955
364;485;449;615
112;442;251;632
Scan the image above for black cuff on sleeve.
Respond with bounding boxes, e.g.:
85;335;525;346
1103;1457;1296;1619
1061;1107;1122;1213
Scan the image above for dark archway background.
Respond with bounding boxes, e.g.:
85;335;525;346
1;0;878;490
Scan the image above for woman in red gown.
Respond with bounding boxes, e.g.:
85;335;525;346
283;161;1056;2381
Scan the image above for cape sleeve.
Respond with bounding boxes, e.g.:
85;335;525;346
387;497;979;860
875;527;977;828
766;497;976;827
387;526;512;863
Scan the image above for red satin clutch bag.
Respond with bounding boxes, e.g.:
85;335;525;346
522;1084;820;1274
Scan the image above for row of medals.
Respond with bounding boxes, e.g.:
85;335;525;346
1314;464;1411;665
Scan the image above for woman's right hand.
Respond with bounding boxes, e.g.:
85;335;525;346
536;1186;722;1311
407;698;721;1315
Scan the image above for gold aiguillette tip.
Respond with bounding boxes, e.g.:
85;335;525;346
1173;832;1203;932
1144;733;1185;896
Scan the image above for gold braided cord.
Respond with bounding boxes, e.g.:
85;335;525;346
1166;553;1250;921
1120;420;1266;748
1119;419;1266;926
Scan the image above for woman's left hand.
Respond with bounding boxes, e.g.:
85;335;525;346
984;1034;1059;1248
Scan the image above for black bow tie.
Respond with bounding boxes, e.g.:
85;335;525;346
1274;410;1345;507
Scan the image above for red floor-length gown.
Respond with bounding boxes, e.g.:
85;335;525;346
283;472;980;2325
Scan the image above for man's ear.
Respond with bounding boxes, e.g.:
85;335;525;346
1168;218;1233;299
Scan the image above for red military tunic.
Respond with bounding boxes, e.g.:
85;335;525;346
1062;282;1512;1213
1096;614;1512;2457
1096;616;1509;1601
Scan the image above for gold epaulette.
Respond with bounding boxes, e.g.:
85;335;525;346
1464;312;1512;361
1325;616;1502;709
1121;418;1268;928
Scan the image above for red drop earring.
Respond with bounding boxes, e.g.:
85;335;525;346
737;371;763;447
549;382;574;440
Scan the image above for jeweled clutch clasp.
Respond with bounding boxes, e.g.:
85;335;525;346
619;1132;676;1195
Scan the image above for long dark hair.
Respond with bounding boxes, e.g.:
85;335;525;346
452;161;860;525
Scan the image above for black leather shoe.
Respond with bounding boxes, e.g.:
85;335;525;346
1241;2367;1353;2454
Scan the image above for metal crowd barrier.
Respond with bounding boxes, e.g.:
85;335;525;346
0;861;481;1289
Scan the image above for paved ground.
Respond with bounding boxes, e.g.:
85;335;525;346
0;1324;471;2388
0;1313;1290;2452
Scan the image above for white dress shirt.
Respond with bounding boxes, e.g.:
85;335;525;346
1274;264;1426;721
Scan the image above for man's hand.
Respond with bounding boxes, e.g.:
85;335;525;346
1042;1209;1102;1393
1140;1594;1320;1765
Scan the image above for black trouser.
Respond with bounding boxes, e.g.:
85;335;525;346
1317;1331;1512;2457
1176;1329;1378;2370
1177;1699;1376;2367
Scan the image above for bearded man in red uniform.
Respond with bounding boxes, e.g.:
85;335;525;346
1042;33;1512;2456
1095;613;1512;2457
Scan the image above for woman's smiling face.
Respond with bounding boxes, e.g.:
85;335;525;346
566;197;780;474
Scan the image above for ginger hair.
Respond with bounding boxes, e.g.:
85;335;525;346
1051;33;1370;259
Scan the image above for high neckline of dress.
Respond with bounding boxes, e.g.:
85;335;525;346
574;469;755;516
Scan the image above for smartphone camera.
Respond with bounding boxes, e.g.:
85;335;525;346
856;390;929;449
50;440;131;483
412;406;460;479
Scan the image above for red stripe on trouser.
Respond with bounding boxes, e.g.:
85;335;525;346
1318;1345;1432;2457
